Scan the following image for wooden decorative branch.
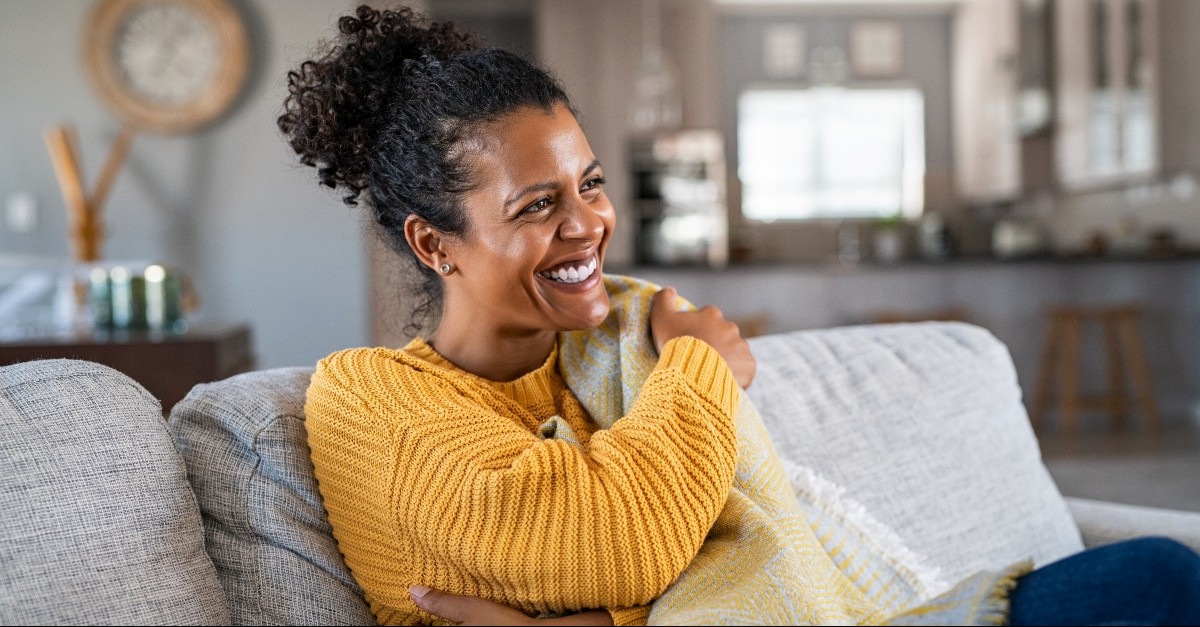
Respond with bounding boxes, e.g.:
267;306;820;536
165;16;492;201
44;123;135;263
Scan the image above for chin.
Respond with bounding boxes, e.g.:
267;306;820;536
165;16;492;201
558;296;611;331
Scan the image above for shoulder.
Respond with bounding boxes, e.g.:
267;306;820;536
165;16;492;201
314;347;402;388
602;274;696;312
314;345;439;383
307;347;461;450
603;273;659;302
308;346;450;414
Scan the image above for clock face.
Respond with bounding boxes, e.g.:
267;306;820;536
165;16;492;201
116;3;221;106
84;0;249;134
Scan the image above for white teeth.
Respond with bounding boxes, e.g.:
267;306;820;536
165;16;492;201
540;256;598;284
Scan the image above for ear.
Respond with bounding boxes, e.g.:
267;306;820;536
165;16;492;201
403;215;451;272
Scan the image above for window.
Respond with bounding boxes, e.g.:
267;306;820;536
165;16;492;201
737;87;925;221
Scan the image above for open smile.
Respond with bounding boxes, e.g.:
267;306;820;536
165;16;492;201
537;255;599;285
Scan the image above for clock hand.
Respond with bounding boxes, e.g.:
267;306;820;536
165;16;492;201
148;17;196;88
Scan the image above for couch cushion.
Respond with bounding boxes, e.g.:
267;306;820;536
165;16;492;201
168;367;375;626
0;359;230;625
747;322;1083;589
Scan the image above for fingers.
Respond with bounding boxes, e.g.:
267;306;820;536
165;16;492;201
650;287;679;354
409;585;534;626
649;288;756;386
733;349;757;389
410;585;469;623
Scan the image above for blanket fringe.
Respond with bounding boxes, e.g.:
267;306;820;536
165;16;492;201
975;560;1033;627
781;459;952;602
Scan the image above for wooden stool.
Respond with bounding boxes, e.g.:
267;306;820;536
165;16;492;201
731;313;772;338
1030;305;1162;434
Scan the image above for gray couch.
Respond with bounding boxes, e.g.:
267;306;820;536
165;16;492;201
2;322;1198;625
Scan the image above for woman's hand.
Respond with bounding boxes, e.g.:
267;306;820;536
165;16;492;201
409;586;614;626
650;286;757;388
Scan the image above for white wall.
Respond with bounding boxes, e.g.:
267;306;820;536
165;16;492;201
0;1;369;368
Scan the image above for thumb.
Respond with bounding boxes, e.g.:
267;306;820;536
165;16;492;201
409;585;468;623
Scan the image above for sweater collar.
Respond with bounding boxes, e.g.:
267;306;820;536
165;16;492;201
402;337;564;404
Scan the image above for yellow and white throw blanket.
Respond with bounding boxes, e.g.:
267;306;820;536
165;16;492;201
558;275;1030;626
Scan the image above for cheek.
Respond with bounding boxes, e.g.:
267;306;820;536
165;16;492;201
596;199;617;235
473;229;535;265
478;231;549;284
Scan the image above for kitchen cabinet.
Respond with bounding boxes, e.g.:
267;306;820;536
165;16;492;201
953;0;1160;199
952;0;1021;202
1055;0;1159;189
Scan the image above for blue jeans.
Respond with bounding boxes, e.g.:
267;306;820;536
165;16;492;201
1009;537;1200;626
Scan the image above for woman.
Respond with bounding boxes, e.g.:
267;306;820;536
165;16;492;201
281;6;1200;626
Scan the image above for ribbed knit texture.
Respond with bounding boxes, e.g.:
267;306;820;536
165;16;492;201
306;328;739;625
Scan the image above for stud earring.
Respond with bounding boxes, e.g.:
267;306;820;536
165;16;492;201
439;263;452;275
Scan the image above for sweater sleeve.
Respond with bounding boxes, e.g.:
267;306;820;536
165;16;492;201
306;336;739;623
608;605;652;626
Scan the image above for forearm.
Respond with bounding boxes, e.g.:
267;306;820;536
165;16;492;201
544;609;615;626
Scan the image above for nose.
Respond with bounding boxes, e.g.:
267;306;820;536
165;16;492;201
558;195;607;242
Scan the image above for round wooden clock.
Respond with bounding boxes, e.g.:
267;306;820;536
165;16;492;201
82;0;249;134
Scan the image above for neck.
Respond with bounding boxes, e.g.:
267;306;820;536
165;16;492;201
427;318;557;383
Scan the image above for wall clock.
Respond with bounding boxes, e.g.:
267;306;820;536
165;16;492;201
83;0;249;134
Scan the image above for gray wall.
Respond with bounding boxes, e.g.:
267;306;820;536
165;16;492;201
0;1;368;369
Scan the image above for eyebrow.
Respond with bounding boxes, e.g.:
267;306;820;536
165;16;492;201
503;159;603;210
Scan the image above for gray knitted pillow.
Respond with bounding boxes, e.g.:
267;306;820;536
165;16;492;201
748;322;1083;588
0;359;229;625
168;367;375;626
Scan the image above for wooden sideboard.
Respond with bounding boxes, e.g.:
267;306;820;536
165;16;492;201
0;323;255;411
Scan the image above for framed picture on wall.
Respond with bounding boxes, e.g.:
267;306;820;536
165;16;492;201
850;20;904;78
762;24;806;78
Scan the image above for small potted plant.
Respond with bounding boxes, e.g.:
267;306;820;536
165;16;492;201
872;212;905;265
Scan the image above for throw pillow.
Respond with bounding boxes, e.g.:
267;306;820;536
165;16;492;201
747;322;1083;587
168;367;375;626
0;359;229;625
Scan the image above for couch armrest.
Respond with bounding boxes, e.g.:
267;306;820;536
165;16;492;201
1065;497;1200;553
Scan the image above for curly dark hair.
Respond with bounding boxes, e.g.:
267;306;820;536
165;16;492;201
277;4;572;334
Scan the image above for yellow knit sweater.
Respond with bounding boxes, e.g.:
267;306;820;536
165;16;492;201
305;335;740;626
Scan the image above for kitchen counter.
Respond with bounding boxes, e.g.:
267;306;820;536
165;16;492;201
612;249;1200;274
619;256;1200;427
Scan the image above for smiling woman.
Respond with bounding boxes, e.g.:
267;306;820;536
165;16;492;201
277;4;754;625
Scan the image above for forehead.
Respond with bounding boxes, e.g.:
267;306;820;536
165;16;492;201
468;103;595;184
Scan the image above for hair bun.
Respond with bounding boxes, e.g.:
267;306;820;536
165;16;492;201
277;4;479;206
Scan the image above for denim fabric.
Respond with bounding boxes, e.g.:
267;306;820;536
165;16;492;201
1010;537;1200;626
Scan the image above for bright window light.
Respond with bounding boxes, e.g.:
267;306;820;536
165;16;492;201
737;87;925;221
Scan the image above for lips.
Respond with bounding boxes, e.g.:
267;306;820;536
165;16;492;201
537;255;598;284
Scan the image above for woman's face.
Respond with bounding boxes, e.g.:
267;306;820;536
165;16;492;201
442;102;615;334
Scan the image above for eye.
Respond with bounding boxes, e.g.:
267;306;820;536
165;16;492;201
521;197;552;215
581;176;606;193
